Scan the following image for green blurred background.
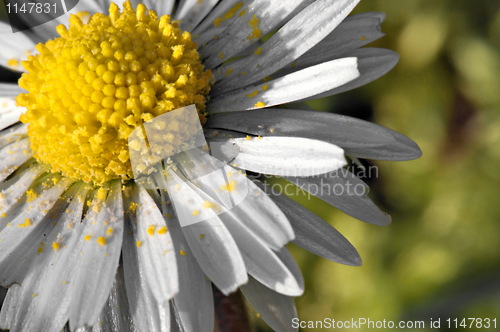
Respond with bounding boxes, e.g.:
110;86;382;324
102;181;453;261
258;0;500;331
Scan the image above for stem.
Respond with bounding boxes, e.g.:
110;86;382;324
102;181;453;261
213;285;252;332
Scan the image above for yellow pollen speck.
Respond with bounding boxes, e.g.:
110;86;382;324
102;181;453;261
32;293;38;298
165;213;172;218
92;203;101;213
201;201;215;209
269;128;275;133
97;187;107;201
158;226;168;234
245;135;252;141
263;76;272;82
192;209;200;216
254;47;263;55
62;281;68;284
199;234;205;239
221;180;237;192
254;102;267;108
213;2;243;27
84;235;92;241
7;58;19;67
246;90;259;98
247;15;261;40
26;189;37;201
97;237;106;246
19;218;32;228
180;249;187;256
261;84;269;91
136;240;142;247
76;11;90;19
219;52;225;59
129;202;138;212
224;68;234;77
106;227;113;235
17;1;213;185
1;213;6;218
360;35;366;41
147;225;156;236
52;242;61;251
257;135;262;140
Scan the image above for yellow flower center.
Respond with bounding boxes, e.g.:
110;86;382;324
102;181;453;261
17;1;212;185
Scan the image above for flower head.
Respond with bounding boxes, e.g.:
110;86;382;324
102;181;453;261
0;1;421;331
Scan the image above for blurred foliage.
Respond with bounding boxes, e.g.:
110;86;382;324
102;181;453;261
254;0;500;331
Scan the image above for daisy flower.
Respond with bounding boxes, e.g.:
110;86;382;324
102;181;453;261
0;0;421;331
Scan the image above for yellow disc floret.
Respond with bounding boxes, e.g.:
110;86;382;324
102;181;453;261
17;1;212;185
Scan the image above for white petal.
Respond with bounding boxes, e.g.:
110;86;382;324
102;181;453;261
208;58;359;113
213;0;360;91
87;266;137;332
1;184;88;332
0;123;27;149
144;0;175;16
274;248;304;292
0;84;26;97
193;0;247;36
241;277;298;332
85;266;142;332
304;48;400;100
0;138;31;182
161;198;214;332
171;150;294;250
69;181;124;329
164;168;247;294
202;0;313;68
0;163;45;217
0;284;21;330
0;22;35;72
230;136;347;177
177;0;221;31
228;184;295;251
206;108;420;160
205;108;394;149
276;12;386;77
183;215;248;295
73;268;138;332
181;216;247;294
122;229;171;332
0;176;73;285
0;97;26;131
123;183;178;303
223;213;303;296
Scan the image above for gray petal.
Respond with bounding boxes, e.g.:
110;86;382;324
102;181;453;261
270;192;361;266
285;170;392;226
